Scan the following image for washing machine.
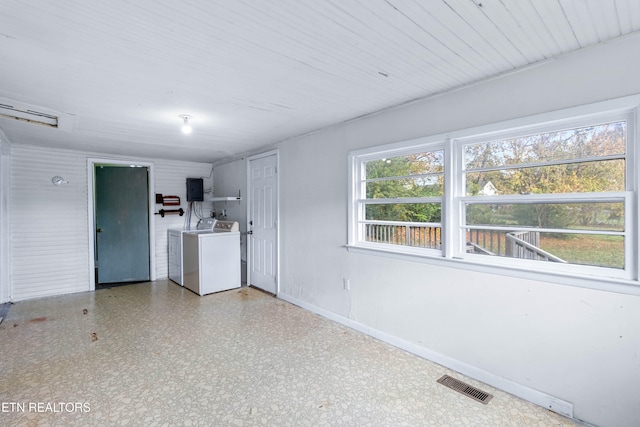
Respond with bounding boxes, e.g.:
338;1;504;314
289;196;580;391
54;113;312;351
168;218;223;286
182;220;240;296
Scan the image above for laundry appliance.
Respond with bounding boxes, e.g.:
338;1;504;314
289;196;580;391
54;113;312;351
181;220;240;296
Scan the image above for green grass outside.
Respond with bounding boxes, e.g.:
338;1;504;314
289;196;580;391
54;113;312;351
540;234;624;269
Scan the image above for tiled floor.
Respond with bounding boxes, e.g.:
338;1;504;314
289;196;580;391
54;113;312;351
0;281;577;426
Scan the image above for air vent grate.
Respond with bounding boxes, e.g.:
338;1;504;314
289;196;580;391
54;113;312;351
437;375;493;404
0;97;74;132
0;103;58;127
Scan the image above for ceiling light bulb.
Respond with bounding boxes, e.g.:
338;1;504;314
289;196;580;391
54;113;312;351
180;115;192;134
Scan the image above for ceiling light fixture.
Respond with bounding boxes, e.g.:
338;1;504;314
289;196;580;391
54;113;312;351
179;114;192;134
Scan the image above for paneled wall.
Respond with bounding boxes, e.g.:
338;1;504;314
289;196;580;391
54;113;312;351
211;159;247;264
11;147;89;300
153;160;213;279
10;145;212;301
0;132;10;303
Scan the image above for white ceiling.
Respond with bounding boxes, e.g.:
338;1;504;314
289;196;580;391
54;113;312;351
1;0;639;163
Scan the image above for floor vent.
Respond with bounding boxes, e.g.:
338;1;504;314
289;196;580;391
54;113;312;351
437;375;493;405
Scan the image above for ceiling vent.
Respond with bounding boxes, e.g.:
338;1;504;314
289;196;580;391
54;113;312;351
0;97;74;132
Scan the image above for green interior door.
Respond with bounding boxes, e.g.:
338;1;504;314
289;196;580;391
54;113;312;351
95;165;150;284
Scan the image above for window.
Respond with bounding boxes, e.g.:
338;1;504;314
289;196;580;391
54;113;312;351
351;145;445;255
458;116;631;279
349;98;638;286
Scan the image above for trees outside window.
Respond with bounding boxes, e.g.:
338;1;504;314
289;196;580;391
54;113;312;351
461;120;627;269
357;149;444;250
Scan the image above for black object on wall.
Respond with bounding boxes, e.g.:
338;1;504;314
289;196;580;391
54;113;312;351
186;178;204;202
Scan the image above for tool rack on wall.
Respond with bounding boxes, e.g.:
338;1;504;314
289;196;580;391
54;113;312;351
155;194;184;217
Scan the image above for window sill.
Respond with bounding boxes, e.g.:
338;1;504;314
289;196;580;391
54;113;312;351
345;244;640;297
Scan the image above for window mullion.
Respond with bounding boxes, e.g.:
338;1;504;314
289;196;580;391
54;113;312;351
461;191;627;204
365;172;444;183
360;197;442;204
466;153;625;174
357;158;366;244
627;109;638;280
443;138;458;259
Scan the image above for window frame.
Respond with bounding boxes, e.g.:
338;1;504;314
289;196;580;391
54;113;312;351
347;96;640;294
349;138;446;257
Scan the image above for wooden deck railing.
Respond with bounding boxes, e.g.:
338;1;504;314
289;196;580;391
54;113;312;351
364;222;565;262
505;231;566;263
364;222;441;249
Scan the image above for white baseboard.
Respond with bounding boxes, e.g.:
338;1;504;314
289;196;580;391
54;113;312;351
278;292;574;420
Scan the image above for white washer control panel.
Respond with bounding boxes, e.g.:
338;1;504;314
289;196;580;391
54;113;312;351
214;220;239;232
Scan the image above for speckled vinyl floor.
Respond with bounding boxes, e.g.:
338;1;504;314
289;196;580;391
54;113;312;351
0;281;577;426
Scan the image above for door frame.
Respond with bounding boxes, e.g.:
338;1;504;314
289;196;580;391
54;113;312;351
246;150;280;295
87;158;156;291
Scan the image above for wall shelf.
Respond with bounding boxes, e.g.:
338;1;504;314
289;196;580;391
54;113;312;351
208;190;242;202
209;196;242;202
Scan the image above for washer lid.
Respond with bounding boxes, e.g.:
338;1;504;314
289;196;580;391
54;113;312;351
196;218;216;230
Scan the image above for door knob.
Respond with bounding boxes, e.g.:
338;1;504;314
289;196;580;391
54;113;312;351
97;228;103;233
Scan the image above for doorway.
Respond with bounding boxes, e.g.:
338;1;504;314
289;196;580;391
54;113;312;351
247;151;278;294
88;159;156;290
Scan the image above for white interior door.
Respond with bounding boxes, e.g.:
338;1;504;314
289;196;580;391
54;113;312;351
248;153;278;294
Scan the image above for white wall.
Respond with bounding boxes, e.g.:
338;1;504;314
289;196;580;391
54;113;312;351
153;160;213;279
220;34;640;427
10;145;212;301
212;160;247;281
0;131;10;303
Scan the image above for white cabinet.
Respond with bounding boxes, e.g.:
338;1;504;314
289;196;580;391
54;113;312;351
168;229;183;285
